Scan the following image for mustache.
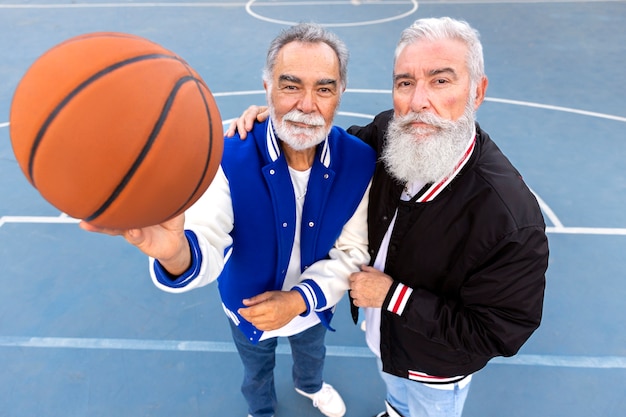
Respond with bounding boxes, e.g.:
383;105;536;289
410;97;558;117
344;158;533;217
283;110;325;127
394;111;456;130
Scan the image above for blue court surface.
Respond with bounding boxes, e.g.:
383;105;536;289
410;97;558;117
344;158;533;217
1;1;625;416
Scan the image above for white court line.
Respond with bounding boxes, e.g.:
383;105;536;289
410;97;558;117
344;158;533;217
245;0;418;27
3;87;626;235
212;90;265;97
485;97;626;123
0;335;374;357
3;215;626;235
2;90;624;125
1;89;624;371
490;354;626;369
529;188;563;228
0;215;79;228
1;93;625;233
249;1;413;5
0;335;624;369
2;85;626;235
419;0;626;3
2;214;626;235
0;0;620;8
546;226;626;235
0;2;242;8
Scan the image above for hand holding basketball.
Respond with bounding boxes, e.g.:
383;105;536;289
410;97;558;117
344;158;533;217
10;32;223;229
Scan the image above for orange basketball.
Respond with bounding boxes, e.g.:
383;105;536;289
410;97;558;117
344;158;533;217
9;32;223;229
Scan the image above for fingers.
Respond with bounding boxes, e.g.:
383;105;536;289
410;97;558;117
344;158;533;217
79;220;147;247
238;291;303;331
224;105;266;139
349;264;373;285
238;301;272;330
123;228;147;246
79;220;125;236
239;293;271;323
241;292;271;307
226;117;249;140
224;120;238;138
349;266;393;309
360;264;378;273
256;106;270;122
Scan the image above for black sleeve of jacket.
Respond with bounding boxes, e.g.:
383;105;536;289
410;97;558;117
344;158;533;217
385;225;548;358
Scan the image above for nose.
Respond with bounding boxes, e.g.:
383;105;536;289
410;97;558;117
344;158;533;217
297;89;316;114
409;82;430;112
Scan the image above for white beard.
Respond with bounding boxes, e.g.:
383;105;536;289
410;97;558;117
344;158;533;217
270;108;329;151
381;104;476;184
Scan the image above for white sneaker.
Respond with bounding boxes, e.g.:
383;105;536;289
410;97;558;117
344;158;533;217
295;382;346;417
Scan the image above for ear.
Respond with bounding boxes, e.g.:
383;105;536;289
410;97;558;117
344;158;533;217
473;76;488;110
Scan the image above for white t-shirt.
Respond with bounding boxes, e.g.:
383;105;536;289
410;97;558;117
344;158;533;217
364;180;426;356
261;167;320;340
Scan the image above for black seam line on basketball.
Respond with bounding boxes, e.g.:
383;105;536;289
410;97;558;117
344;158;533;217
84;74;198;223
170;78;215;218
27;53;183;185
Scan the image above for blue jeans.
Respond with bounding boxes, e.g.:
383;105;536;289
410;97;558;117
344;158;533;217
229;319;326;417
378;359;471;417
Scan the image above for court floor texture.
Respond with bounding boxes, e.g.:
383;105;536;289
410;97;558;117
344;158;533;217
0;1;625;416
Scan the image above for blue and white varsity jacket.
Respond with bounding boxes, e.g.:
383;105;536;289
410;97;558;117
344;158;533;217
151;118;375;343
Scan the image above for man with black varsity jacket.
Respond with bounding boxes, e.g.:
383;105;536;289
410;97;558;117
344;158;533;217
347;17;548;417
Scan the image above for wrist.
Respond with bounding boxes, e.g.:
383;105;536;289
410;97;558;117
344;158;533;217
158;231;192;276
291;287;311;316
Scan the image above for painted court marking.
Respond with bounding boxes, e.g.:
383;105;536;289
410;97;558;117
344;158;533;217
1;90;625;371
2;89;625;234
1;335;625;369
245;0;419;27
0;0;615;9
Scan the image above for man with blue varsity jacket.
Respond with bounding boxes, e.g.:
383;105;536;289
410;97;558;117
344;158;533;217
82;23;374;417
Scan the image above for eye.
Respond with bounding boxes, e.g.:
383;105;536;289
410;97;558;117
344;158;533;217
278;84;301;94
317;87;335;96
395;80;413;90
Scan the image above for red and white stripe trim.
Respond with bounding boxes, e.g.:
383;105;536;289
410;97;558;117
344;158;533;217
407;369;466;384
387;283;413;315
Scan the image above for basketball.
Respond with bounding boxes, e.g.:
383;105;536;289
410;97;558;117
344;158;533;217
9;32;223;229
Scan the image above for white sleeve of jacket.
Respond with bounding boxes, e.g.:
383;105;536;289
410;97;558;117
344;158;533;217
149;166;234;293
295;181;371;311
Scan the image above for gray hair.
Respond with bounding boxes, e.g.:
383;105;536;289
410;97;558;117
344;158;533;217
395;17;485;88
262;23;349;90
